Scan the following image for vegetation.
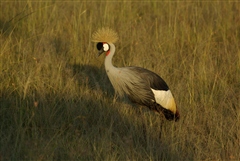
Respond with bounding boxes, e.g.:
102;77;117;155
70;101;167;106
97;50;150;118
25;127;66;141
1;1;239;160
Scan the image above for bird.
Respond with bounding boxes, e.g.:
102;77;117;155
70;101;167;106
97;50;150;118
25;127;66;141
92;27;180;121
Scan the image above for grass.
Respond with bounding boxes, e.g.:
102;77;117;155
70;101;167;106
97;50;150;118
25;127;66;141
0;0;240;160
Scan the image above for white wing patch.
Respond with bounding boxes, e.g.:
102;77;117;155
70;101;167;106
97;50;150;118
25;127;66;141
151;88;176;113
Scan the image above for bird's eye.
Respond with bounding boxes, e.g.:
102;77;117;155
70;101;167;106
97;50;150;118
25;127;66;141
103;43;110;51
97;42;103;50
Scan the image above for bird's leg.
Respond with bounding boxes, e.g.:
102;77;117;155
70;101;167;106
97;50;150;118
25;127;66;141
135;106;147;145
136;105;143;115
126;103;147;144
112;93;118;104
141;116;147;145
159;120;164;139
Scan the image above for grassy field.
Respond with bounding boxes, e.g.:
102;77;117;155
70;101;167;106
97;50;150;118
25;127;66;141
1;1;240;160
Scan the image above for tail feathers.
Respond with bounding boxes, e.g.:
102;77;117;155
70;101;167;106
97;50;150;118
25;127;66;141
149;102;180;121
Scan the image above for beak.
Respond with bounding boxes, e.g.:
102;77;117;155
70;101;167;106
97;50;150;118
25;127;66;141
98;48;105;57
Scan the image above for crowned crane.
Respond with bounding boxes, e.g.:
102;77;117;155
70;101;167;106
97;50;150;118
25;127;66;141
92;28;180;121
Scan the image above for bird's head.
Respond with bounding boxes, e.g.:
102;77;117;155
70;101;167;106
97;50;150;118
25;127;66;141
92;27;118;56
96;42;110;56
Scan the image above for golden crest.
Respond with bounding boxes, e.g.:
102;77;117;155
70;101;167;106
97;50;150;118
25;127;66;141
92;27;118;43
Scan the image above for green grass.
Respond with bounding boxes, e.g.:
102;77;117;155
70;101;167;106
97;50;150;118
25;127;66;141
1;1;240;160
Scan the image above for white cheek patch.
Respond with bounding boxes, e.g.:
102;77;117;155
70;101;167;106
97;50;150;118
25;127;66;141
103;43;109;51
151;88;176;113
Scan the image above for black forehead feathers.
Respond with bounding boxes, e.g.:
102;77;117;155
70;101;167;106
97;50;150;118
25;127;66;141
97;42;103;50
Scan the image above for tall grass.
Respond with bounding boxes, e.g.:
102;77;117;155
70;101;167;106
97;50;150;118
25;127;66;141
1;1;239;160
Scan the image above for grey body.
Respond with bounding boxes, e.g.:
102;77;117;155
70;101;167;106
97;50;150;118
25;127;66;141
107;66;168;106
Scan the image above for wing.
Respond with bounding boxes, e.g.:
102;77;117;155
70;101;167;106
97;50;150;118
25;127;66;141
127;67;169;91
121;67;178;121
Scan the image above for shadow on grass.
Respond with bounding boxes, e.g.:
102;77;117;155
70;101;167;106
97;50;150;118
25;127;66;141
0;64;186;160
0;20;12;36
71;63;115;98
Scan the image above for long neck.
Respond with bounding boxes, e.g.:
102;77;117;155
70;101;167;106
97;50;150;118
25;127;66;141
105;43;117;72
